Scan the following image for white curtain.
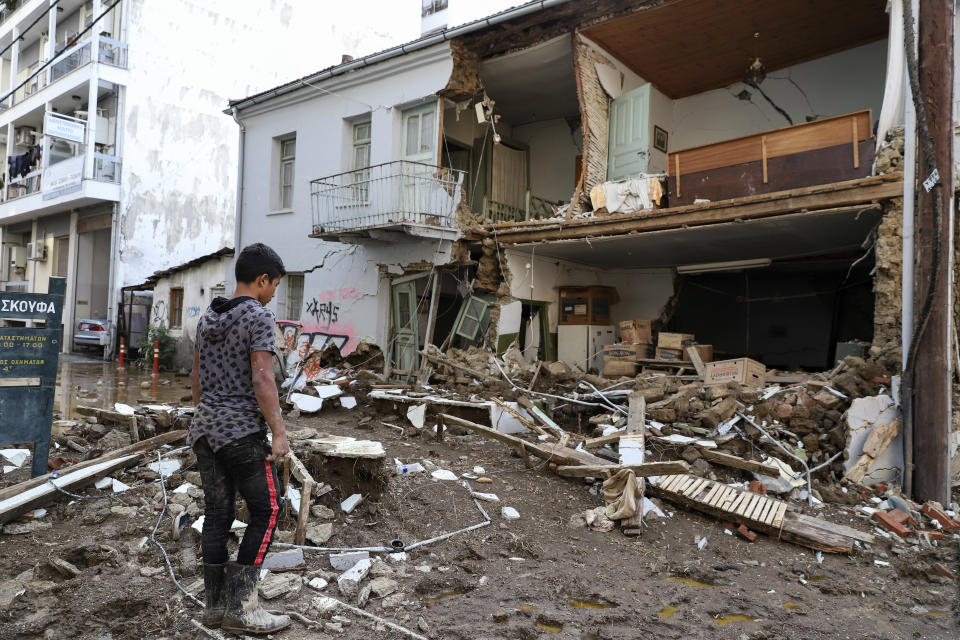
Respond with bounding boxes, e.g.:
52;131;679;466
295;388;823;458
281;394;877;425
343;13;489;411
875;0;906;150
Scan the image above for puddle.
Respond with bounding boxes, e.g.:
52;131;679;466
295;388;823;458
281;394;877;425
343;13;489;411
657;605;679;619
55;357;187;419
568;598;617;609
783;602;803;611
664;577;714;587
519;604;538;612
535;621;564;633
806;576;830;582
922;610;949;618
425;591;466;605
714;613;758;625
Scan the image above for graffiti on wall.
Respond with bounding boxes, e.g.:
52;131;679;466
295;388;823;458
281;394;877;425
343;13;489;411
151;300;166;327
283;288;361;375
186;306;203;318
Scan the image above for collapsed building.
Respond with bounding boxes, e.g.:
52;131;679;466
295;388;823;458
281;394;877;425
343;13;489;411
227;0;958;493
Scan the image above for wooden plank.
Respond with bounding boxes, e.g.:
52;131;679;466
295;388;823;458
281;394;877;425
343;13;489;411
287;451;315;547
0;429;187;506
556;461;689;479
789;512;876;544
665;474;688;492
747;495;768;521
684;478;709;498
761;136;768;183
771;503;787;529
674;476;695;493
527;360;543;391
717;487;736;510
583;433;624;449
739;493;760;517
852;118;859;169
685;346;705;377
648;477;857;553
701;482;722;505
699;449;782;476
0;429;188;524
439;413;606;468
727;492;747;515
516;397;565;437
619;392;646;534
757;498;774;524
674;154;681;198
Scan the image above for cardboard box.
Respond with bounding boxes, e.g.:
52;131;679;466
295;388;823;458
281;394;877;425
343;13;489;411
602;358;639;377
658;332;696;350
559;286;619;325
655;347;685;361
618;319;653;345
703;358;766;387
691;344;713;363
602;343;641;361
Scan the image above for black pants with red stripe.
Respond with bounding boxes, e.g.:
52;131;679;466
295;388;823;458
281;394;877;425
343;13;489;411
193;434;281;566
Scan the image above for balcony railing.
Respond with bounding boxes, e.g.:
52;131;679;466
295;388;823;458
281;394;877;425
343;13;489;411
5;169;41;200
483;192;561;223
50;38;93;83
311;161;464;234
93;153;121;182
98;36;128;68
1;154;121;204
0;0;26;28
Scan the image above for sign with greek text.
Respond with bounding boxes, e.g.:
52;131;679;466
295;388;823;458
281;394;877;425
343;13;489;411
0;277;65;477
44;113;86;144
42;155;84;200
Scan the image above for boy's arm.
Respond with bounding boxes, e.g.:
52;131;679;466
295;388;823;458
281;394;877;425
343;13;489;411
191;350;200;405
252;350;288;462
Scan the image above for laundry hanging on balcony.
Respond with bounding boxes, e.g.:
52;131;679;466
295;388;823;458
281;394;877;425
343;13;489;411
7;145;41;178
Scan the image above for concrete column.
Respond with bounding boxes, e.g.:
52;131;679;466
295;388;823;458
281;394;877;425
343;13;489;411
84;75;99;179
62;211;79;354
27;219;38;292
46;0;58;72
9;26;18;97
104;203;118;360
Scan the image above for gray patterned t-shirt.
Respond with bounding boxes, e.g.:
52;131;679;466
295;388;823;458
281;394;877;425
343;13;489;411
190;296;277;451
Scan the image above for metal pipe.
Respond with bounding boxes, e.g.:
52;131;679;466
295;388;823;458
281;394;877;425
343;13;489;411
901;0;918;497
230;106;245;285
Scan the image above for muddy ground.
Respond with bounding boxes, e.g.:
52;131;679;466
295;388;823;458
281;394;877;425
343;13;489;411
2;373;958;640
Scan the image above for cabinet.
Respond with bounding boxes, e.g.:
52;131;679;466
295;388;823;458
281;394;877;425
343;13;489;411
558;324;616;373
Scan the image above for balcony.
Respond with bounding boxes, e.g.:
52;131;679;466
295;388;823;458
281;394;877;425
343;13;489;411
310;161;465;242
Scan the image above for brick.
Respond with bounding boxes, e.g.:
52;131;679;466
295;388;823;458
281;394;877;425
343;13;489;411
871;511;912;537
915;530;944;540
933;562;956;580
888;509;919;527
813;389;842;408
921;503;960;532
748;481;767;496
772;402;794;420
735;524;757;542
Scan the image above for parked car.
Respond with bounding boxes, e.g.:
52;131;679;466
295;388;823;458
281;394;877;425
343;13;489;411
74;319;109;350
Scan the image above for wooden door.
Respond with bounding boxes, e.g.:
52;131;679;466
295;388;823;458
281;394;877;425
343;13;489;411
607;84;651;181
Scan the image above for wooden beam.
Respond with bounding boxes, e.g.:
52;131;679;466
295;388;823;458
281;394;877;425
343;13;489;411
490;397;552;438
619;392;646;534
486;174;903;244
0;430;188;524
439;413;606;467
556;460;690;478
686;346;705;377
516;397;565;437
286;451;315;546
699;449;782;476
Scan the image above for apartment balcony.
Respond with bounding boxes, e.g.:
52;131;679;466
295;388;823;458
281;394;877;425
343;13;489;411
0;151;121;224
310;161;465;243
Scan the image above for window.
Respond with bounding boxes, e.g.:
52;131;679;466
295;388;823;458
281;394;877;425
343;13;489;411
279;137;296;209
404;106;436;157
351;121;371;201
169;288;184;329
421;0;448;17
284;274;304;321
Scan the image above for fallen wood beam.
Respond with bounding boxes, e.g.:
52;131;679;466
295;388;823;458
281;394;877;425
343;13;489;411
0;429;188;524
556;461;690;478
516;397;565;437
700;449;782;477
527;361;543;391
583;433;623;449
619;392;646;535
419;350;499;384
686;347;705;377
439;413;606;467
490;398;552;438
287;451;316;546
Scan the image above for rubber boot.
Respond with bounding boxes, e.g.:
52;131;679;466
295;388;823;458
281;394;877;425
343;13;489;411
201;563;227;628
221;561;291;635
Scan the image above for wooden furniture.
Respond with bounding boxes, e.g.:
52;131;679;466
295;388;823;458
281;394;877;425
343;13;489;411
667;111;873;206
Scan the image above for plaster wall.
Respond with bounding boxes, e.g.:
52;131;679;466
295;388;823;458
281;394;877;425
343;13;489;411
116;0;361;291
670;40;888;152
151;254;232;369
511;118;579;203
234;44;456;354
503;248;674;334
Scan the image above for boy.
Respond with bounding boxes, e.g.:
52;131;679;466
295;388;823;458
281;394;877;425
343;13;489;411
190;243;290;634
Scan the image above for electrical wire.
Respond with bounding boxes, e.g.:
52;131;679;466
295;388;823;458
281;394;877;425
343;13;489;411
0;1;62;61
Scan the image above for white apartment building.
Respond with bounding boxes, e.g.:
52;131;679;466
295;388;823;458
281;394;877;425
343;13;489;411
0;0;349;356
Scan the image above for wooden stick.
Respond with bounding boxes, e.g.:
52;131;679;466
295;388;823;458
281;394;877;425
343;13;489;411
852;118;859;169
490;397;551;438
761;136;768;184
286;451;316;547
699;449;782;476
527;360;543;391
556;460;690;478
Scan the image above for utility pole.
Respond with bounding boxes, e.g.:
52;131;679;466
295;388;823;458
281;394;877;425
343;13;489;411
912;0;953;504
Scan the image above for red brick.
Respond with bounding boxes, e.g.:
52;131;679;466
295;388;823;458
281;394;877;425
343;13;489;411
735;524;757;542
871;376;891;384
871;511;913;537
933;562;956;580
873;484;888;494
915;530;944;540
773;402;794;420
748;481;767;496
921;503;960;532
888;509;919;527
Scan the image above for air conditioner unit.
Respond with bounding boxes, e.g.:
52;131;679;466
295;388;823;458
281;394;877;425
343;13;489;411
14;126;35;147
27;242;47;262
8;245;26;270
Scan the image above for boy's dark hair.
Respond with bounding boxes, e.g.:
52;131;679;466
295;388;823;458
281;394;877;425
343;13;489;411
235;243;286;284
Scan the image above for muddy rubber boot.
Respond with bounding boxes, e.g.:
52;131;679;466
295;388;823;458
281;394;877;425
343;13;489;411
201;563;227;628
221;561;291;635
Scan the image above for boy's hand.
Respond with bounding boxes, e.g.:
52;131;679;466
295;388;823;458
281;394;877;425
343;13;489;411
267;433;289;462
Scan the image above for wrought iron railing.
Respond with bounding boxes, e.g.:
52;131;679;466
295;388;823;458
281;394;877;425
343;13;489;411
311;161;464;234
483;191;560;223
